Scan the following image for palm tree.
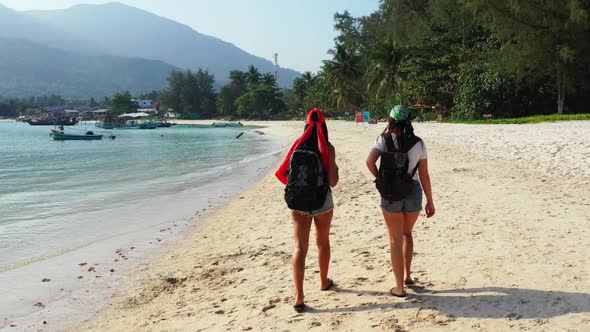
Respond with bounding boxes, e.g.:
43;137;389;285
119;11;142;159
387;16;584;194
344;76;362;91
246;65;261;88
366;38;406;99
261;73;277;86
303;72;336;112
228;70;248;90
291;77;308;111
302;71;316;86
322;44;366;108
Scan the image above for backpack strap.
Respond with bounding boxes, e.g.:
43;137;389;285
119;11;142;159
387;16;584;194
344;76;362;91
408;140;424;178
384;134;396;152
403;136;421;153
410;161;420;178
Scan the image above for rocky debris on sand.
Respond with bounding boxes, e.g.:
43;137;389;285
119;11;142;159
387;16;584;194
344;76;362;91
261;304;276;313
165;277;178;285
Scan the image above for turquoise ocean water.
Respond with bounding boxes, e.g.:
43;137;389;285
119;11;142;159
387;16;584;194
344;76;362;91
0;122;279;270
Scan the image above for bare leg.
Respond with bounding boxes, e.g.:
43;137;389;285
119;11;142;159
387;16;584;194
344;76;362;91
313;209;333;289
403;212;420;283
382;209;405;296
291;211;312;306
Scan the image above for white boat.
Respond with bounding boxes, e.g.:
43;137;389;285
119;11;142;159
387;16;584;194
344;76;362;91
97;119;148;129
212;121;243;127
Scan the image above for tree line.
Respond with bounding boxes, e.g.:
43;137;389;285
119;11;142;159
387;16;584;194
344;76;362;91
156;65;286;119
291;0;590;120
0;95;105;118
0;65;289;120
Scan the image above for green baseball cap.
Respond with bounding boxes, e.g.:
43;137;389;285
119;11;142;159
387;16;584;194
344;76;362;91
390;105;411;121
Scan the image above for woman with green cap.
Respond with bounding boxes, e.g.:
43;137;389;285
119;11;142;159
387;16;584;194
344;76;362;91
366;105;435;297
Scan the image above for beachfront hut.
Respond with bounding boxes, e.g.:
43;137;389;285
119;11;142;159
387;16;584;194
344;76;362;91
84;109;108;120
434;105;451;121
410;103;451;121
411;103;434;122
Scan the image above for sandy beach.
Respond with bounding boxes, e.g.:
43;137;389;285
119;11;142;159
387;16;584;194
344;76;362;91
71;120;590;331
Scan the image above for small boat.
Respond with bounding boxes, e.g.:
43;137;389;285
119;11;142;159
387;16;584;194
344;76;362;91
51;131;103;141
139;122;158;129
212;121;243;127
27;117;79;126
97;120;141;129
157;121;176;127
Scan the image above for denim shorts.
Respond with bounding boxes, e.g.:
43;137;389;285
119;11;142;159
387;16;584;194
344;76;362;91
292;191;334;216
381;182;423;213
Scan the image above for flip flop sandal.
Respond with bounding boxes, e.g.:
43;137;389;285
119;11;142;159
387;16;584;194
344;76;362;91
293;303;306;313
321;278;335;291
404;279;416;286
389;288;407;298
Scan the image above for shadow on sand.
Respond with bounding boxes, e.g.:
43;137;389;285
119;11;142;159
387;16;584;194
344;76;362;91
308;286;590;319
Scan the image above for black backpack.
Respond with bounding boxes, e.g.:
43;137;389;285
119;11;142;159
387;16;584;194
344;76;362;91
376;134;421;202
284;145;329;212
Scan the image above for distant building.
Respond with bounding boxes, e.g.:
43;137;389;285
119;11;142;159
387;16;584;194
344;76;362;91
72;106;96;113
134;100;154;109
45;105;68;114
81;109;107;120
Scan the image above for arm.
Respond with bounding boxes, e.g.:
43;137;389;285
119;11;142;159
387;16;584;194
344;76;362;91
328;144;339;187
366;148;381;179
418;159;435;218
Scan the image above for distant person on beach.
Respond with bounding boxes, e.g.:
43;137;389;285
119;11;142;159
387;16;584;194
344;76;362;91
276;108;339;312
366;105;435;297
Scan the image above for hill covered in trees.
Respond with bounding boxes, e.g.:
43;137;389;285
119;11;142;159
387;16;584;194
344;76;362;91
0;38;177;99
0;2;300;98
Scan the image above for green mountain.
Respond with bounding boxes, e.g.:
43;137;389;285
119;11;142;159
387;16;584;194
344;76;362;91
0;3;98;55
0;2;300;99
0;37;177;99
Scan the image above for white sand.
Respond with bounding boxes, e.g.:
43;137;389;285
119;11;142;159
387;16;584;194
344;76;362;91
71;120;590;331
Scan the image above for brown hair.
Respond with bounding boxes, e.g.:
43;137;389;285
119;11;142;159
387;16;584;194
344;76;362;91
303;122;329;148
381;117;416;149
382;117;406;135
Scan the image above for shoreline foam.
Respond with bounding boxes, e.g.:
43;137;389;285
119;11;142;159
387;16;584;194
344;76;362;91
0;124;289;331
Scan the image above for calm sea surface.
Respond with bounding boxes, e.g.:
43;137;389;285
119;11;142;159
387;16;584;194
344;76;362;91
0;122;277;270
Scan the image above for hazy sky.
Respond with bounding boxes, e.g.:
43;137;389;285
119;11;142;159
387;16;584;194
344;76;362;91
1;0;379;72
